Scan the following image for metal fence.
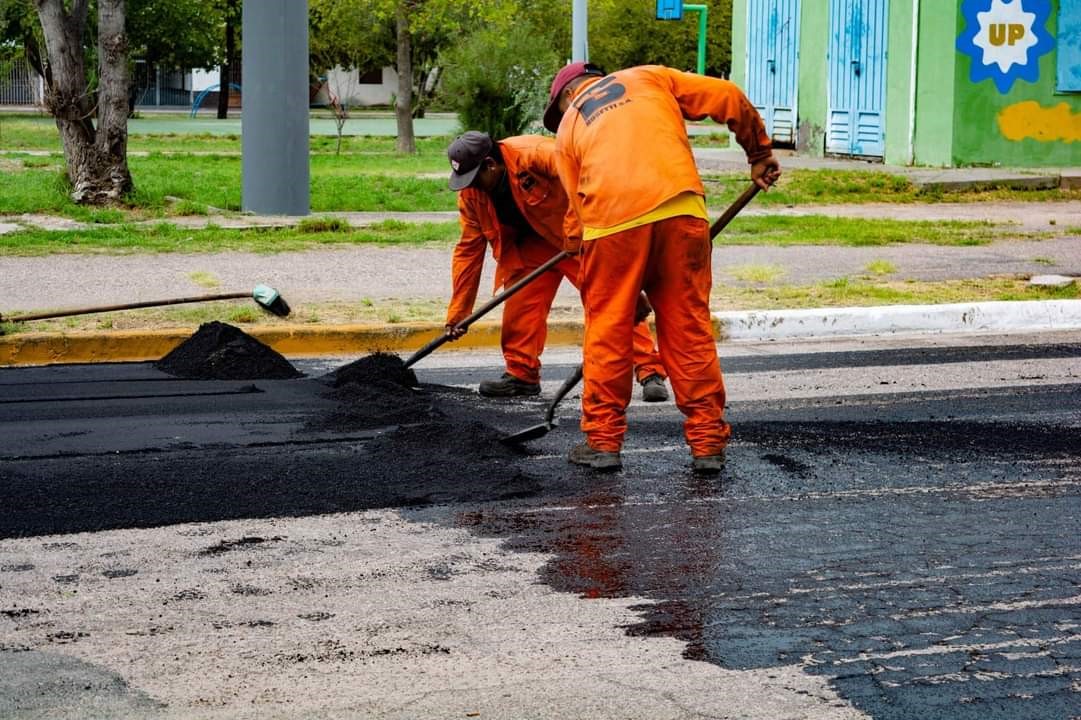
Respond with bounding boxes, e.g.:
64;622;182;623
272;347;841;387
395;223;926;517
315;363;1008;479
0;58;39;105
0;59;191;107
131;62;191;107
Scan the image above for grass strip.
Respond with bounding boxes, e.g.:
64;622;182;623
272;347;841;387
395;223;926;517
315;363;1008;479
711;277;1078;310
717;215;1019;246
3;278;1074;336
704;169;1081;206
0;215;1038;256
0;220;461;255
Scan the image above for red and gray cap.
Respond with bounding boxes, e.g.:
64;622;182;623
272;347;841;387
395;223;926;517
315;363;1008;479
542;61;605;133
447;131;495;191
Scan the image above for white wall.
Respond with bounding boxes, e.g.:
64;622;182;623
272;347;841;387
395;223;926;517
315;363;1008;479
191;68;220;92
322;66;397;106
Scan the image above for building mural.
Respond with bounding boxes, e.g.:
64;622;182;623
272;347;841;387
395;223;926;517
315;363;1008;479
732;0;1079;167
957;0;1055;94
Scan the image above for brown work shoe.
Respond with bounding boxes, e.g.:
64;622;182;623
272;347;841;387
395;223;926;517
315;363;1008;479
691;452;725;476
639;374;669;403
568;442;622;471
478;373;541;398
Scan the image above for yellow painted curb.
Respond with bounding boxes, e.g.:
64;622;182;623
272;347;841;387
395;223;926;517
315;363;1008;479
0;321;573;367
0;318;724;367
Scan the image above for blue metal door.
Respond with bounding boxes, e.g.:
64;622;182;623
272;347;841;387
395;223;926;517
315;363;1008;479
827;0;888;157
746;0;800;145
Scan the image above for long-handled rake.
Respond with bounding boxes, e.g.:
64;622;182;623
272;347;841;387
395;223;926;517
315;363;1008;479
1;284;291;323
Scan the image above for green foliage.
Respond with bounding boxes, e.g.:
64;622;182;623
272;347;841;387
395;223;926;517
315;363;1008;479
438;21;559;138
589;0;733;76
309;0;394;78
127;0;229;70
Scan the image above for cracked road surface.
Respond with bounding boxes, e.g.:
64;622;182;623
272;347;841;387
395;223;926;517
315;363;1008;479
1;332;1079;719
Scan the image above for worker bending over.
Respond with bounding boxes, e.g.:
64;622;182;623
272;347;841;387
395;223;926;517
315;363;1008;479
444;131;669;401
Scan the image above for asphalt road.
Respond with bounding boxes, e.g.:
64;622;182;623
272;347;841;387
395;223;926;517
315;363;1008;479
1;332;1079;719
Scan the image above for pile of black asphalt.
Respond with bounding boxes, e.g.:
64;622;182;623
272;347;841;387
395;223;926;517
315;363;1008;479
156;321;302;380
313;352;540;505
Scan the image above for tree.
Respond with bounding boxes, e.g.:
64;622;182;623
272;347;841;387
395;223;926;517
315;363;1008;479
589;1;734;78
214;0;238;119
34;0;132;204
438;21;559;139
309;0;504;153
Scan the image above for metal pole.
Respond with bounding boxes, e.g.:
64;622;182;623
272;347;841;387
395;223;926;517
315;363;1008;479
572;0;589;62
242;0;310;216
683;3;709;75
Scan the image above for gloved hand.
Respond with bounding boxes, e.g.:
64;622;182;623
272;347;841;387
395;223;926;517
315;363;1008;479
563;234;583;255
444;323;467;341
634;292;653;324
751;153;782;191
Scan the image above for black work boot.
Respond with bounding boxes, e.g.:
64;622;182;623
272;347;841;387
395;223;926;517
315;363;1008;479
478;373;541;398
691;452;725;476
568;442;622;471
639;374;669;402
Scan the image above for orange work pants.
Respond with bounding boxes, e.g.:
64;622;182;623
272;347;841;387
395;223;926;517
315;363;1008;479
577;216;729;456
502;234;664;385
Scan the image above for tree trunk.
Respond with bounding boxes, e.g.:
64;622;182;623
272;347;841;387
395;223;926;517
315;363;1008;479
217;9;236;120
394;2;415;154
35;0;132;205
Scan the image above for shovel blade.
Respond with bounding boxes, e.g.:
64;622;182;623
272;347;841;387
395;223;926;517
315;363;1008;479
500;420;555;445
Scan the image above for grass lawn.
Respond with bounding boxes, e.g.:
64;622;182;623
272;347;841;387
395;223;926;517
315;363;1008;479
1;112;1077;331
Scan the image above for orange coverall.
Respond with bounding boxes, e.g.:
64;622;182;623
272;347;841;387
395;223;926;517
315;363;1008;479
446;135;664;385
553;66;772;456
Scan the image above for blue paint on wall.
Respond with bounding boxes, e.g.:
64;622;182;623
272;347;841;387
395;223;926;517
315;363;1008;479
1058;0;1081;91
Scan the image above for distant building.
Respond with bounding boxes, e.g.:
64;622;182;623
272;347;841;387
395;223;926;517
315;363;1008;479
732;0;1079;167
312;66;398;108
1;56;400;113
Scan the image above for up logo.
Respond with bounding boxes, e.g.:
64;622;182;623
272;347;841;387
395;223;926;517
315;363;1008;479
957;0;1054;93
988;22;1027;46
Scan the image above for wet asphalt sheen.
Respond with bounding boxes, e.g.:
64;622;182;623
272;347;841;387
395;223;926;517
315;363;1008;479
1;339;1080;719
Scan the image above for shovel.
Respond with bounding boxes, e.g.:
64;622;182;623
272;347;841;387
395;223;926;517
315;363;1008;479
402;250;570;369
501;182;763;445
1;283;291;322
500;364;583;444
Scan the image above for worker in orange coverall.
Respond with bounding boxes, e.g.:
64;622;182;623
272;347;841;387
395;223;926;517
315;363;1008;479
544;62;781;474
444;131;669;401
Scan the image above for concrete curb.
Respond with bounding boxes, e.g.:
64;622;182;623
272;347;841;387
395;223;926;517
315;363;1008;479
715;300;1081;341
2;300;1080;366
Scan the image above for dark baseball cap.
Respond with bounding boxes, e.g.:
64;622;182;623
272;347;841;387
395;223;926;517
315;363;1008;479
543;61;605;133
447;131;494;191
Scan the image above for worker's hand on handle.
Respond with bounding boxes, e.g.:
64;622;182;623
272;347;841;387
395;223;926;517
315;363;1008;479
750;154;782;191
444;323;467;341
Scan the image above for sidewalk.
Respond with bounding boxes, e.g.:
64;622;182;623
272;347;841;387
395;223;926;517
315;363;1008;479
1;153;1080;365
692;147;1081;190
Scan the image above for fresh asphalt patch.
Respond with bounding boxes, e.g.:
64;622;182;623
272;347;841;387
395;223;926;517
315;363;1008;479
1;333;1079;719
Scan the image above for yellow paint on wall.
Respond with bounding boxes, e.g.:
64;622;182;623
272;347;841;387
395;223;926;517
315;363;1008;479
998;101;1081;143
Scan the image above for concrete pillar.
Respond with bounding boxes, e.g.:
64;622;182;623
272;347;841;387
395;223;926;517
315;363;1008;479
572;0;589;62
242;0;310;216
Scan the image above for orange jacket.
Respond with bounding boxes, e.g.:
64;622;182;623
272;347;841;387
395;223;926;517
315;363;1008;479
554;65;772;231
446;135;581;326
